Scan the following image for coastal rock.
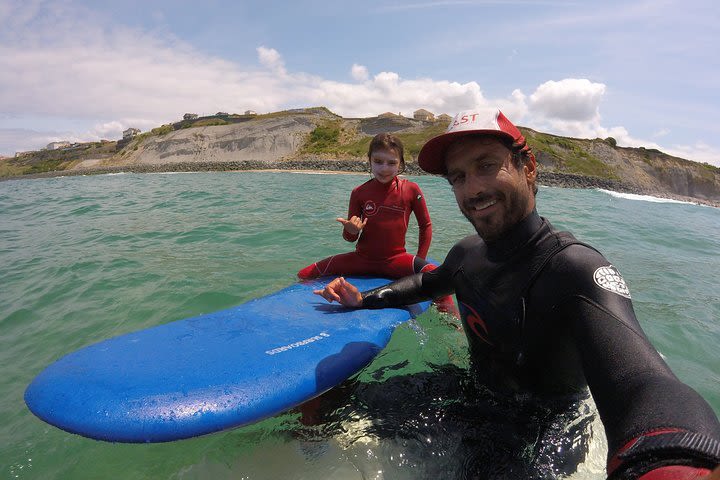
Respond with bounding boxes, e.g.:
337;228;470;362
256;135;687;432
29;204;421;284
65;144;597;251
4;108;719;207
119;115;319;165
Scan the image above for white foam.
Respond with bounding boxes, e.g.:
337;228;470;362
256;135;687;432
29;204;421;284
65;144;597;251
596;189;697;205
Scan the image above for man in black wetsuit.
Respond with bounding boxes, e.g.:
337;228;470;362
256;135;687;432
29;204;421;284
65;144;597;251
315;109;720;479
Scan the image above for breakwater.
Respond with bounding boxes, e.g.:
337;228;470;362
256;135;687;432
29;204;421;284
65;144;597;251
3;158;716;206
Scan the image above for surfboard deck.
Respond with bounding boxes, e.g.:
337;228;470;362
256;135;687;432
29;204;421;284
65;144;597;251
24;277;431;443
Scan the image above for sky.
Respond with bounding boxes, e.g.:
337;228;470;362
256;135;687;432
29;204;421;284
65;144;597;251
1;0;718;166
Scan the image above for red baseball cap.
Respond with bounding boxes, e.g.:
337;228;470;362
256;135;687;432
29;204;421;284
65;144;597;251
418;109;531;174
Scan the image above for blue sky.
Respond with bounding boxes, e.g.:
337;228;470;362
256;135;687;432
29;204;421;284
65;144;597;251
1;0;718;165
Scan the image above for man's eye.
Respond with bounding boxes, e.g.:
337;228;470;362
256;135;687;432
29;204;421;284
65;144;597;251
449;174;465;185
478;161;500;174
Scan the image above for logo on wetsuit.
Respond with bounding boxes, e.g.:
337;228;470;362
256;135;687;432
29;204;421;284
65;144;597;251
593;265;631;299
460;302;494;345
363;201;378;216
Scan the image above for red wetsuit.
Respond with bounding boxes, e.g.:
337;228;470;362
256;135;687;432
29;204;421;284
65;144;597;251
298;176;433;279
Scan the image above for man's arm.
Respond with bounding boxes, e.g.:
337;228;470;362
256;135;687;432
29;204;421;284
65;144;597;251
541;245;720;478
560;295;720;479
314;260;456;308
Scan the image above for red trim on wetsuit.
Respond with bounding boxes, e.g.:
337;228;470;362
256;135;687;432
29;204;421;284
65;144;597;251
608;428;684;475
608;428;716;479
637;465;712;479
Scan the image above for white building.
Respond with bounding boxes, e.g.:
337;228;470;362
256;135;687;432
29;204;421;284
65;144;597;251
413;109;434;122
123;128;141;139
45;141;71;150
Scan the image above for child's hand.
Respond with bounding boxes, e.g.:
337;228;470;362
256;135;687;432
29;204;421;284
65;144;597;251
313;277;363;307
336;216;367;235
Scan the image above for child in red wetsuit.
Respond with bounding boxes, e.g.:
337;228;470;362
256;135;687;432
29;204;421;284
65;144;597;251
298;133;437;280
296;133;457;426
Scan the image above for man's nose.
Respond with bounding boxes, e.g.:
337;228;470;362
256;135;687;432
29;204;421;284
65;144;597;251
463;172;487;196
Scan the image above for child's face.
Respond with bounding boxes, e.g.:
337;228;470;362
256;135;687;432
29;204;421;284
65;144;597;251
370;147;401;183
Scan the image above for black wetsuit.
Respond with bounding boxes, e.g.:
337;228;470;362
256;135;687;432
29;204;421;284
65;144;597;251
361;210;720;478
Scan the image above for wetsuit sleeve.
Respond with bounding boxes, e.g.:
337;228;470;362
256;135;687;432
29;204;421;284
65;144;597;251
538;245;720;478
343;187;362;242
360;242;462;308
410;183;432;259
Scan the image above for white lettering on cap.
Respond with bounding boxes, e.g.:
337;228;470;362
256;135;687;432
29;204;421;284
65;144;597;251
449;110;500;133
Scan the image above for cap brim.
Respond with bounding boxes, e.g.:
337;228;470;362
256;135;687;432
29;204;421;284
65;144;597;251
418;130;515;175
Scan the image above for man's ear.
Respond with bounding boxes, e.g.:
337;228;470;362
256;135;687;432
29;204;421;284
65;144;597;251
524;154;537;182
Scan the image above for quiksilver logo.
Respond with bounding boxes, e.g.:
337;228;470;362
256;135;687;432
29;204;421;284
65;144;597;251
363;200;378;216
593;265;631;299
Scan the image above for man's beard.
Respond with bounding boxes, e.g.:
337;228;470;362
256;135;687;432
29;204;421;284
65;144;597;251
460;189;526;243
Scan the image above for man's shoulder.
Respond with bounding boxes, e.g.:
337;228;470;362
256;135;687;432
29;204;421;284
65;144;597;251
450;234;484;254
538;242;634;300
544;240;609;274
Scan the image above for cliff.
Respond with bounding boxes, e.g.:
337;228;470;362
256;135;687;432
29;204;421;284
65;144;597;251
2;107;719;205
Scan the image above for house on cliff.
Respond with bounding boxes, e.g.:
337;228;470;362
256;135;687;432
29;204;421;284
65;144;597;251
413;109;434;122
45;141;71;150
183;113;198;120
123;128;141;139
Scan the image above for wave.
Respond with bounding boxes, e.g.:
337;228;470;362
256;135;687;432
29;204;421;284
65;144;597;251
596;189;699;205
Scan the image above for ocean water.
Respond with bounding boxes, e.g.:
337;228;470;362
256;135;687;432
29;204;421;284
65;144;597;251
1;171;718;479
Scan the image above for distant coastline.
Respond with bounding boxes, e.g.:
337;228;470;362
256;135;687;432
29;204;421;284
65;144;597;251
4;158;718;208
3;108;719;206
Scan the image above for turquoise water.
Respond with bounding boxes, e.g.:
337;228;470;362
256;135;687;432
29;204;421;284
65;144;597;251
1;171;718;479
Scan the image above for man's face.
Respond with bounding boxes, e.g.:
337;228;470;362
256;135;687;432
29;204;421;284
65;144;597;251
445;136;536;242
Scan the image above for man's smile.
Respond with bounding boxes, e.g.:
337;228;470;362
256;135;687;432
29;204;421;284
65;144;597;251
465;197;498;212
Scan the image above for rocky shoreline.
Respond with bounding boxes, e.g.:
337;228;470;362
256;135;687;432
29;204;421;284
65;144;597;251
3;159;718;207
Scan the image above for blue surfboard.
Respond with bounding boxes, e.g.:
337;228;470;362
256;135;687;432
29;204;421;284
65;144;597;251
24;277;431;443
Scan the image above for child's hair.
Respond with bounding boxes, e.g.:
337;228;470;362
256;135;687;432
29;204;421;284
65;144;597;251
367;133;406;174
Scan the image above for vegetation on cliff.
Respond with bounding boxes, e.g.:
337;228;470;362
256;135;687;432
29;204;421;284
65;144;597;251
2;107;718;204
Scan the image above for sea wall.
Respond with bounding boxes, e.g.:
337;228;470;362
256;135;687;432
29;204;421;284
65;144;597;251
13;159;643;192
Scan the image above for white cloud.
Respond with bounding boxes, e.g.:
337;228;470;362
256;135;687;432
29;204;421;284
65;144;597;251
351;64;369;82
0;2;716;167
257;46;287;76
0;128;63;155
658;143;719;168
529;79;606;122
524;78;625;141
91;121;127;139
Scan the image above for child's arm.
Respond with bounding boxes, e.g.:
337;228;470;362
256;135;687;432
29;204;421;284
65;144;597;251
337;216;367;240
338;188;364;242
412;185;432;259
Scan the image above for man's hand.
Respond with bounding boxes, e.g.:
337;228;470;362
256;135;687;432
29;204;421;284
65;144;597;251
704;466;720;479
336;216;367;236
313;277;362;307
